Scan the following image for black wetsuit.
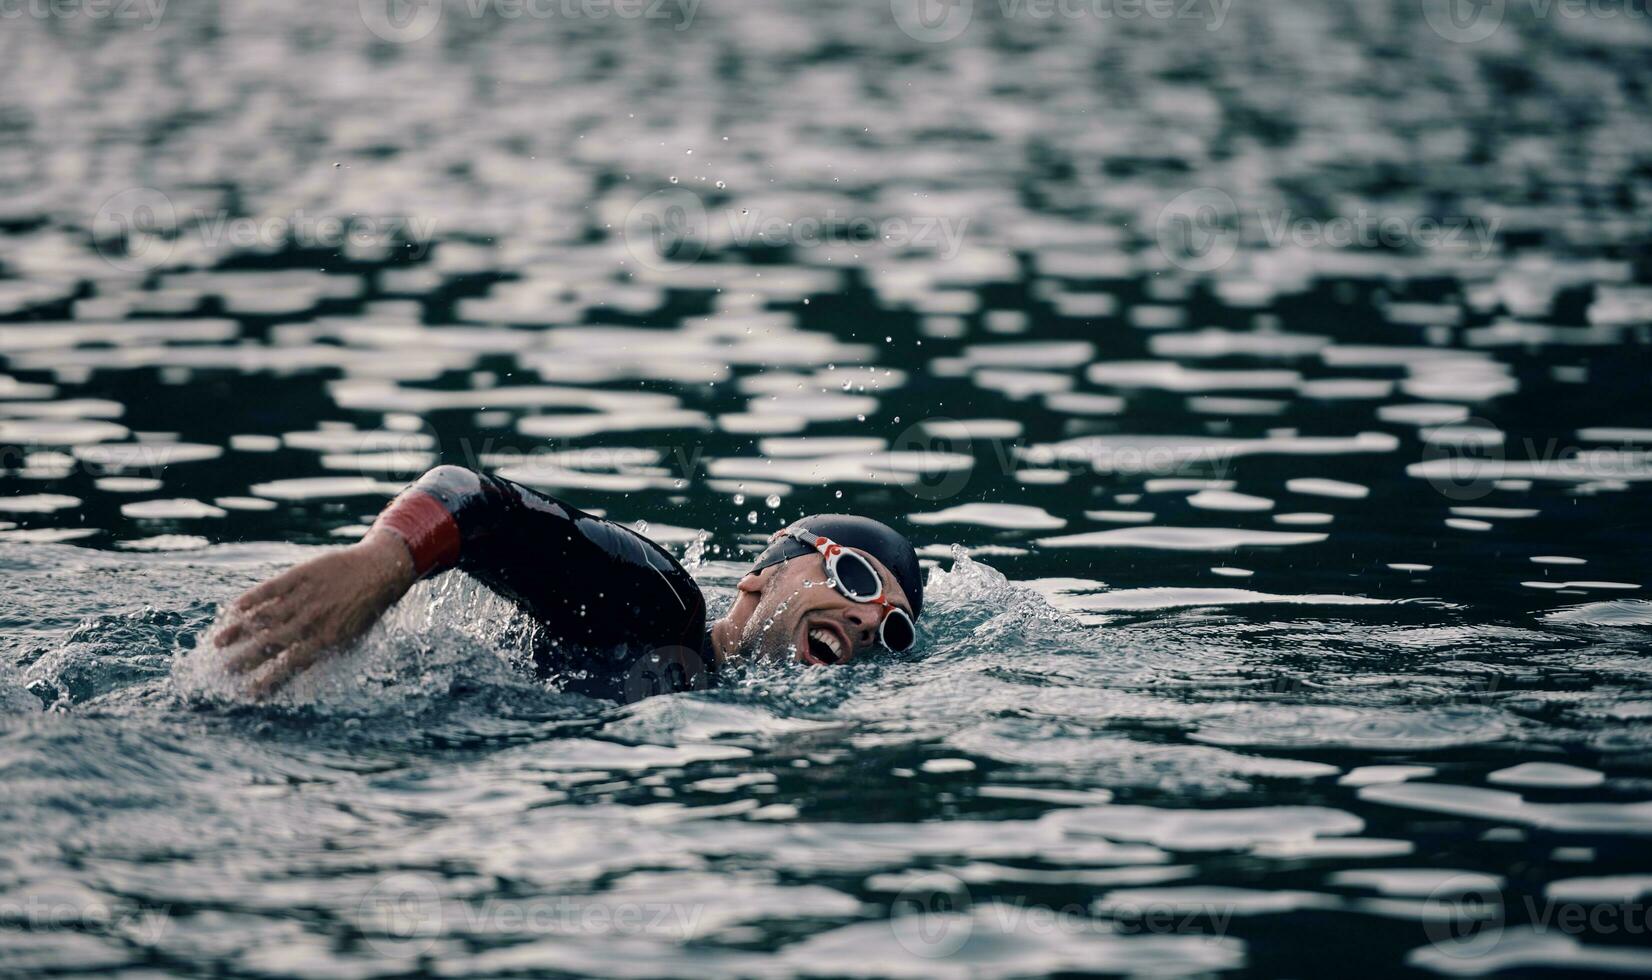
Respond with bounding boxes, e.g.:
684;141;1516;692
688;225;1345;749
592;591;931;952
376;465;713;702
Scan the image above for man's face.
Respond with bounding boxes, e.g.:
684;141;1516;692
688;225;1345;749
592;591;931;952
736;550;913;666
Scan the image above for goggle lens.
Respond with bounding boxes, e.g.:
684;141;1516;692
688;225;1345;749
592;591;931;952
830;550;883;600
880;608;917;652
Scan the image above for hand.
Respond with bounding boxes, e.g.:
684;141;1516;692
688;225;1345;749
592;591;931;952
213;529;417;699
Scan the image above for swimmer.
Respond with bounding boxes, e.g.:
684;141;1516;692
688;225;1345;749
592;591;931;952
212;465;922;700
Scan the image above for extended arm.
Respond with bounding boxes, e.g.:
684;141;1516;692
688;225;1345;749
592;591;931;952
214;465;705;697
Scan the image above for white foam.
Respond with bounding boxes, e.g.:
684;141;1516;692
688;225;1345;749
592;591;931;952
909;504;1065;530
1047;804;1363;851
1546;876;1652;903
94;477;162;493
1328;869;1502;897
1446;518;1493;532
116;535;211;551
214;496;279;512
1360;782;1652;835
1486;763;1604;789
1021;432;1397;472
1037;527;1327;551
1187;490;1274;512
1043;392;1126;416
1286;478;1369;499
121;499;227;520
1054;588;1384;613
1084;511;1156;524
0;419;129;446
0;494;81;513
250;477;405;500
1377;403;1470;426
916;419;1023;440
1086;361;1300;392
1410;926;1652;976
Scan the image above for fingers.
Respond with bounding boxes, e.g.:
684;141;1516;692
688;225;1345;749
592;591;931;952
218;599;297;670
214;597;274;648
214;619;244;648
220;637;281;676
231;567;302;614
246;643;322;701
216;572;299;648
223;622;314;678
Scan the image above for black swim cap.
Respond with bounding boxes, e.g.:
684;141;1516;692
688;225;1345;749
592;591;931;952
750;514;924;618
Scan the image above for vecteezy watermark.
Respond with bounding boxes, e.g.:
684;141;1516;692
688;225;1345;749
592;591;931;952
0;893;172;946
1409;422;1652;501
890;873;1239;960
891;872;975;958
1154;187;1501;272
358;872;444;957
0;0;167;29
1420;0;1652;45
355;872;709;957
358;0;699;43
891;419;978;502
91;187;438;272
623;644;712;702
1415;417;1506;502
621;188;972;272
891;0;1232;43
1422;876;1652;961
1155;188;1241;274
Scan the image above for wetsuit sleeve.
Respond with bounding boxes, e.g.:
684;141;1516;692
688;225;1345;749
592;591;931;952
372;465;706;664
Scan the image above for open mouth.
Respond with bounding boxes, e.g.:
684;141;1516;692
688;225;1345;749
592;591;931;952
805;626;844;665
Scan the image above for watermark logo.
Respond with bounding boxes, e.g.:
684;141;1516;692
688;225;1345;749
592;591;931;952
1421;876;1505;959
891;871;974;958
93;187;176;273
1421;0;1508;43
1417;417;1505;502
891;419;976;502
90;187;438;272
1155;187;1501;272
1156;187;1239;273
0;0;168;29
353;872;711;948
360;0;699;42
358;872;443;956
622;644;711;703
621;188;972;270
622;188;709;273
0;894;172;946
359;0;443;42
892;0;1231;42
891;0;976;42
1421;0;1652;44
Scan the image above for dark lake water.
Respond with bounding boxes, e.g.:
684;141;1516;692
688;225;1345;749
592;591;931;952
4;1;1652;976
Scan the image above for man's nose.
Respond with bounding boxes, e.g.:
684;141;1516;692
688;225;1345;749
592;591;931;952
841;604;880;649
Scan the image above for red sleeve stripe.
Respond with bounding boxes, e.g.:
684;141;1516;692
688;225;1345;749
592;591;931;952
375;490;461;577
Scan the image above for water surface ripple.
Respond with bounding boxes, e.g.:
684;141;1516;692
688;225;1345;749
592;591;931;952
3;0;1652;976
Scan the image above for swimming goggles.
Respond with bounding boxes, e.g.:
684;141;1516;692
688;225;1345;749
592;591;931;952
772;526;918;652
